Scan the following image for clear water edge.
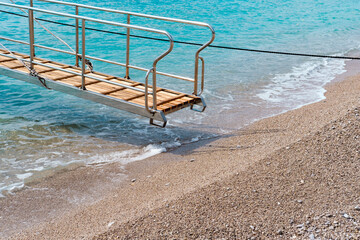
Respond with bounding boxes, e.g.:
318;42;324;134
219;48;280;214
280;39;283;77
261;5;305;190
1;0;360;197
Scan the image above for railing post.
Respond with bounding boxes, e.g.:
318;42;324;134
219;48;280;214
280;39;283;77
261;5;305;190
198;56;205;95
75;6;79;66
28;9;35;68
125;14;130;79
81;19;86;90
28;0;35;68
152;67;157;110
194;56;199;95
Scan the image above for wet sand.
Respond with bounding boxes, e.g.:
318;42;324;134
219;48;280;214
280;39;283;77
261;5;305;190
1;61;360;239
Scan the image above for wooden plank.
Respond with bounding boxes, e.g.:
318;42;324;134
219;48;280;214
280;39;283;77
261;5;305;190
10;66;28;73
0;57;16;63
42;70;75;80
44;62;69;69
156;94;186;106
53;74;79;81
128;95;153;107
109;88;144;101
34;64;55;73
56;75;98;87
85;81;123;94
1;60;24;69
102;82;141;95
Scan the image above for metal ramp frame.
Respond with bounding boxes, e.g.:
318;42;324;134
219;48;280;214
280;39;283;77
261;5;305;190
0;1;215;127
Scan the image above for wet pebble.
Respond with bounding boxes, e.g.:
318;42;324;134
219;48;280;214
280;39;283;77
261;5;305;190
296;224;304;229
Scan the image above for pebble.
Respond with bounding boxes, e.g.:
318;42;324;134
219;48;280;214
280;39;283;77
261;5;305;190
277;229;284;235
190;159;195;162
286;146;290;150
131;178;136;182
343;213;351;219
326;214;333;218
309;233;315;240
297;199;303;204
165;183;170;186
355;205;360;211
107;221;114;228
296;224;304;229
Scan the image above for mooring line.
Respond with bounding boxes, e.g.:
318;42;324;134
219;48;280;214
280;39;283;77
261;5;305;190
1;9;359;60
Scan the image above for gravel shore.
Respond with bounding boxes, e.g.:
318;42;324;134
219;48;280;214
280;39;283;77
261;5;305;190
3;70;360;239
96;107;360;239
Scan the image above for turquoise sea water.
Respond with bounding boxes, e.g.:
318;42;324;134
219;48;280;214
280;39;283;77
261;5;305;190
1;0;360;196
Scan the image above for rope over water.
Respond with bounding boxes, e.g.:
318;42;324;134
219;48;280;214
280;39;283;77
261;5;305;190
0;9;359;61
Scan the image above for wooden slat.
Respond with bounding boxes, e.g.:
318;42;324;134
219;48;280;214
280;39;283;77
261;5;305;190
102;82;141;95
156;94;186;106
85;81;123;94
109;88;143;100
42;70;75;80
56;75;98;87
0;57;17;63
53;74;78;81
1;60;24;69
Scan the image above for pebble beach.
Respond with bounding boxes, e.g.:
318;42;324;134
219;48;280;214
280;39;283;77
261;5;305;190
0;61;359;239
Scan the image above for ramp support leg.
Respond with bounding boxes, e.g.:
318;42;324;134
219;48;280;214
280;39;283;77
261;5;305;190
190;96;206;112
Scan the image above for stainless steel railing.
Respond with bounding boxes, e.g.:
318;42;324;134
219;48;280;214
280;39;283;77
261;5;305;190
0;1;174;111
35;0;215;95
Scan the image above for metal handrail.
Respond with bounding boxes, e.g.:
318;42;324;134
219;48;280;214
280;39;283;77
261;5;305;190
35;0;215;95
0;2;173;110
198;56;205;95
0;32;192;82
144;68;154;113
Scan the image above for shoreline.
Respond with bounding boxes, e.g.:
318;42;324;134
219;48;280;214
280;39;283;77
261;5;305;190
1;59;360;239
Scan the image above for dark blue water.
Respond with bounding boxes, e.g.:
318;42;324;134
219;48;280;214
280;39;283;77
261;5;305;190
1;0;360;195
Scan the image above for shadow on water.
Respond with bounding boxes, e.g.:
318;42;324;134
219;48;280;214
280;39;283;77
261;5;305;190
0;76;222;157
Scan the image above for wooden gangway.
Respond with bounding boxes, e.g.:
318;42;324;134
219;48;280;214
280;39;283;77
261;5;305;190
0;0;215;127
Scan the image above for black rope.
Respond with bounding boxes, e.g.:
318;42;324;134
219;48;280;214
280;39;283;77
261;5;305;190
1;9;360;60
30;70;51;89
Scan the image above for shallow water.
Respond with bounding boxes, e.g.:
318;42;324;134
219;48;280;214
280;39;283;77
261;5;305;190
1;0;360;196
